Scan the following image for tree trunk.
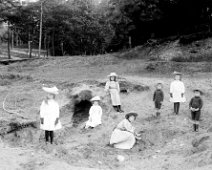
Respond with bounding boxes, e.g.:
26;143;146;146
44;31;47;58
7;24;11;59
61;42;64;56
38;2;43;58
52;30;55;56
11;29;14;49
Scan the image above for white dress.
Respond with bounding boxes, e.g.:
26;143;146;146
105;81;121;106
86;105;102;128
40;100;62;131
170;80;186;103
110;119;136;150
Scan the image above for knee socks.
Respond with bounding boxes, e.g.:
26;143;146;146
174;103;180;114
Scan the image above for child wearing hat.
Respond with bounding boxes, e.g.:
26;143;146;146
153;83;164;117
170;71;186;115
105;72;124;113
109;112;141;149
85;96;102;129
40;86;62;144
189;89;203;132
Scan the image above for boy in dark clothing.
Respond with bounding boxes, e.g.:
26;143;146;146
189;89;203;132
153;83;164;117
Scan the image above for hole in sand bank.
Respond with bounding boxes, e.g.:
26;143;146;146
72;90;93;127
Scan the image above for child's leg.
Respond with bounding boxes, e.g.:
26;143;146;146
176;102;180;114
195;111;201;132
113;106;118;112
45;130;49;143
155;101;161;116
49;131;54;144
191;111;196;131
174;103;177;114
117;105;124;112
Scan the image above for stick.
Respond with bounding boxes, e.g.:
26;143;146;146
2;93;28;120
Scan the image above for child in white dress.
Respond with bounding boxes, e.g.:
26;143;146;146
170;71;186;115
105;72;123;112
85;96;102;129
40;86;62;144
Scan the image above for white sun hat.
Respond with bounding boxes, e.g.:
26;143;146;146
91;96;101;101
108;72;118;77
42;86;59;95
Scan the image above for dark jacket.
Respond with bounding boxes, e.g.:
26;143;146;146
153;89;164;102
189;96;203;110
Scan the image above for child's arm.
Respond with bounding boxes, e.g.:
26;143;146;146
181;83;185;97
117;82;120;92
105;81;109;92
189;98;193;109
161;91;164;102
153;91;156;101
170;82;173;98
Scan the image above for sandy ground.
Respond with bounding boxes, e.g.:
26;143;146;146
0;55;212;170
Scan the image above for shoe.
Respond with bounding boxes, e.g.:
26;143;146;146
118;105;124;113
156;112;160;117
113;106;119;112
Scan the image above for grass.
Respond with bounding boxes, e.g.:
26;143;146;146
0;73;33;86
172;53;212;62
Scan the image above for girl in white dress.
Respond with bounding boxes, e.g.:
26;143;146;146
105;72;123;112
110;112;141;149
170;72;186;115
40;86;62;144
85;96;102;129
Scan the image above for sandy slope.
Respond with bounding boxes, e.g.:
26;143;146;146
0;55;212;170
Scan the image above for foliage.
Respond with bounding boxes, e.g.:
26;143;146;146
1;0;212;55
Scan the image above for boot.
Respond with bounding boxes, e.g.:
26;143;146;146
118;105;124;113
193;124;196;132
156;112;160;117
196;124;199;132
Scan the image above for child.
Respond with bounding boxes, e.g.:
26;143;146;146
40;86;62;144
189;89;203;132
105;72;124;113
85;96;102;129
110;112;141;149
153;83;164;117
170;71;186;115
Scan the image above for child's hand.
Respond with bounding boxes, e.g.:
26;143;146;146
195;108;199;111
190;107;194;111
55;118;59;126
40;118;44;124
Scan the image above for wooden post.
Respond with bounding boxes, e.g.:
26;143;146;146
129;36;132;49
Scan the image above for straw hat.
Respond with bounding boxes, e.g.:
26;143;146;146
155;82;163;87
42;86;59;95
193;89;204;95
125;112;138;119
173;71;182;75
108;72;118;77
91;96;101;101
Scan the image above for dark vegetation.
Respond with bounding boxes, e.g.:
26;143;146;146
1;0;212;57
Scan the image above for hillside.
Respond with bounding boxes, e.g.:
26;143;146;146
0;39;212;169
